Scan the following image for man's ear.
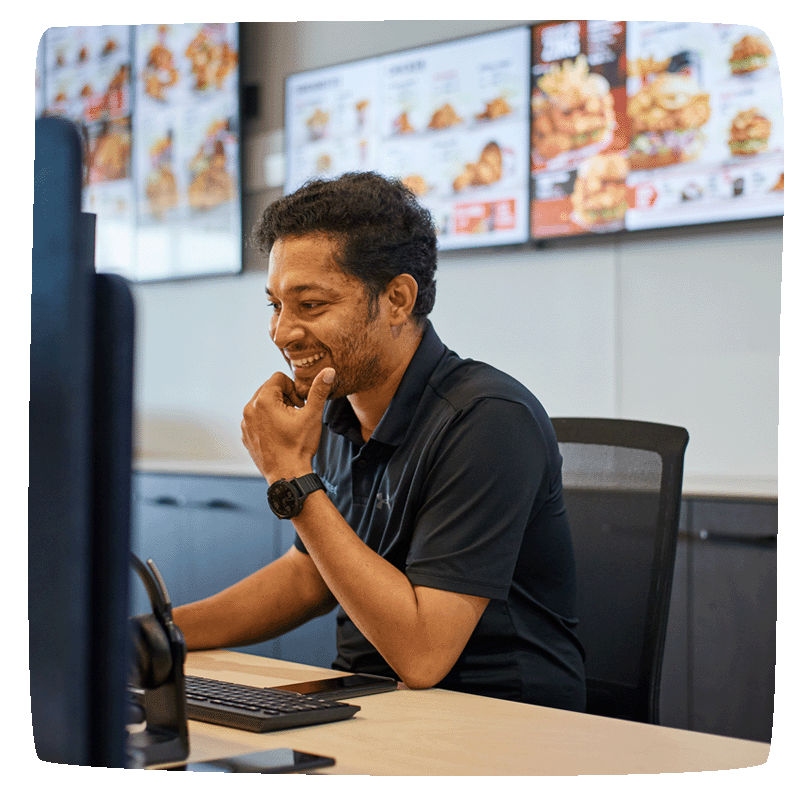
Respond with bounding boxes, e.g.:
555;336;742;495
385;274;418;324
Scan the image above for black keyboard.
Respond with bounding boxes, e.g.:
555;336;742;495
184;674;360;733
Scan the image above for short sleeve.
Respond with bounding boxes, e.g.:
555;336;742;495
404;398;550;599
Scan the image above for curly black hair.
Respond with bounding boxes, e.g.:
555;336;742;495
253;172;437;323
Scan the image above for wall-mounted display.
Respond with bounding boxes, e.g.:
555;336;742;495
531;20;629;237
37;23;242;282
285;26;531;250
38;21;781;267
530;20;783;239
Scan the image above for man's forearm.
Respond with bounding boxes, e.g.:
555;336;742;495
172;546;336;651
292;492;487;688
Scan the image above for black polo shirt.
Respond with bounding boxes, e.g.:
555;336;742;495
295;323;586;711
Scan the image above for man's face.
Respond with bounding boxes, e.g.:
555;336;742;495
266;234;389;400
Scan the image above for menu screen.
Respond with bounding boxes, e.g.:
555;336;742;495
530;20;783;239
285;26;531;250
38;23;242;282
531;20;629;237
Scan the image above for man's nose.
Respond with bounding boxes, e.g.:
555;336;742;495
270;309;304;348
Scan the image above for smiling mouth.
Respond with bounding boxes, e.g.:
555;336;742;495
289;351;326;371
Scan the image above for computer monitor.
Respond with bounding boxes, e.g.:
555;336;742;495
30;116;135;767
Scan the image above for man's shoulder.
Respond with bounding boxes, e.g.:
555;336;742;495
430;350;544;417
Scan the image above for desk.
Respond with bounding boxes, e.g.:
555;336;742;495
180;650;769;775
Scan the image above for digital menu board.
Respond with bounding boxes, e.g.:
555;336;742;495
285;26;531;250
530;20;783;239
38;23;242;282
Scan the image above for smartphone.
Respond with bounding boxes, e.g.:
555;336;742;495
184;748;335;773
272;672;397;700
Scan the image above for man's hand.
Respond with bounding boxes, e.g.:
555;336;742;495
241;367;335;483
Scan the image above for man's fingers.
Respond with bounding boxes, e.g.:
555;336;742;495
304;368;336;418
246;372;299;408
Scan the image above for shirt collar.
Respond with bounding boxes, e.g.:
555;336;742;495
323;321;446;447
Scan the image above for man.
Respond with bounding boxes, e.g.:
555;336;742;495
173;172;586;711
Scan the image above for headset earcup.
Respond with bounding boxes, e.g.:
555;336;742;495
129;613;173;689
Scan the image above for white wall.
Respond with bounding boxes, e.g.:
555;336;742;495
131;21;782;492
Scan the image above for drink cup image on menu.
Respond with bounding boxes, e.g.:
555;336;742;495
306;108;330;141
392;108;416;135
355;99;370;129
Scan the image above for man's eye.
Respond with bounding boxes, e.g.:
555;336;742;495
268;302;281;313
302;302;325;310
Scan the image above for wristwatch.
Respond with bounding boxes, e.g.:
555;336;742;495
267;473;326;519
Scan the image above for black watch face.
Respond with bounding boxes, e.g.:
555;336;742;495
268;481;300;519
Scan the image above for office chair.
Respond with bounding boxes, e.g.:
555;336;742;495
550;418;689;725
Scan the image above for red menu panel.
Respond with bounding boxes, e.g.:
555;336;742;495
531;21;783;240
531;21;628;239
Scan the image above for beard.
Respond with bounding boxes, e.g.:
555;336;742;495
326;351;385;400
291;310;389;402
293;348;385;401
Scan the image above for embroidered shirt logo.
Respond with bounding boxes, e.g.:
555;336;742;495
375;492;392;511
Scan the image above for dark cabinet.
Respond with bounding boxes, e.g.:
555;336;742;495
131;472;337;667
660;498;777;743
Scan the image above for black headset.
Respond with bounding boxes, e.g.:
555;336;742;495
127;554;189;767
129;553;186;689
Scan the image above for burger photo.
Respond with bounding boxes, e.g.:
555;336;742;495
729;35;772;75
627;73;711;170
570;153;629;229
728;108;771;156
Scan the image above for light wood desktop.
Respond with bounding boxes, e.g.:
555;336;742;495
180;650;770;776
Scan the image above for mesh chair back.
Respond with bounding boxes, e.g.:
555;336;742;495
551;418;689;724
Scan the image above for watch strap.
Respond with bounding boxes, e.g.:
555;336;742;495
292;472;325;498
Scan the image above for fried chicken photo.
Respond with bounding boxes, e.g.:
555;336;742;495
453;141;503;192
393;111;415;135
143;29;179;101
401;175;429;196
428;102;463;130
627;56;670;79
476;96;512;121
185;29;238;91
532;55;615;161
